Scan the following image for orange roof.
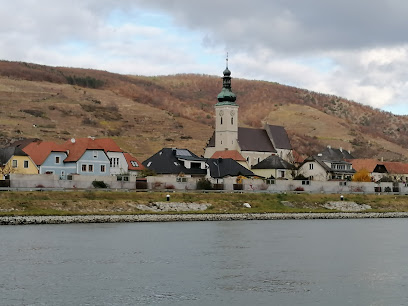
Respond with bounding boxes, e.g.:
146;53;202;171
382;161;408;174
22;141;66;166
124;153;145;171
348;159;381;172
349;159;408;175
211;150;246;161
23;138;125;165
62;138;123;162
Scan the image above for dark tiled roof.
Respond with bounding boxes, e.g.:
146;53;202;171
0;147;28;164
238;127;276;153
8;138;40;149
252;155;295;170
265;125;292;150
207;158;255;178
319;147;354;161
142;148;207;175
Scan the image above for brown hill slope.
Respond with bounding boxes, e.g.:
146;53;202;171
1;60;408;161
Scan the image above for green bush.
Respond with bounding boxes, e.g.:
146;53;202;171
92;180;109;188
196;178;212;190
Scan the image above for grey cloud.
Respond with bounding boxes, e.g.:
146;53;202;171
132;0;408;53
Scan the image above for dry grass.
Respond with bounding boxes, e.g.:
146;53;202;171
1;191;408;216
2;60;408;160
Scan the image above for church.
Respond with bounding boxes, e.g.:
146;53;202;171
203;62;293;169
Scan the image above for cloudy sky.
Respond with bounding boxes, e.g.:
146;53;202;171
2;1;408;114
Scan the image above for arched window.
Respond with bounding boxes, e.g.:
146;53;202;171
220;117;223;125
231;117;233;125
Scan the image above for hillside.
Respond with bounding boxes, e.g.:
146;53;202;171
1;60;408;162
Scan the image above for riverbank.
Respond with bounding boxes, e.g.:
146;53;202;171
2;191;408;224
2;211;408;225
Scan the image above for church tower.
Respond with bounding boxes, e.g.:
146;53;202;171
214;57;239;151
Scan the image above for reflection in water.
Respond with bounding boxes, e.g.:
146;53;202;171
1;219;408;305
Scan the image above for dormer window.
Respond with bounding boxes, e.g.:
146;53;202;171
130;161;139;167
55;156;60;164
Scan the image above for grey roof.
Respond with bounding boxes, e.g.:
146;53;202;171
142;148;207;175
304;156;356;174
0;146;28;164
264;125;292;150
238;127;276;152
207;158;255;178
252;155;295;170
318;147;354;161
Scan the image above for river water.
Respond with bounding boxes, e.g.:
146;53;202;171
1;219;408;305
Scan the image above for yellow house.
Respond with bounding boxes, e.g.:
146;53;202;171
0;147;38;180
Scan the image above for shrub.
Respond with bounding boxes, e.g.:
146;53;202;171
294;174;308;180
384;186;392;192
196;178;213;190
92;180;108;188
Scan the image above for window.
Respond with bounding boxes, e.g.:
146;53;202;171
55;156;60;164
339;181;347;186
309;163;314;170
93;151;98;158
147;162;152;167
82;164;87;172
309;176;314;180
266;179;275;185
24;160;29;168
101;165;106;172
280;171;285;178
302;180;310;185
220;117;223;125
176;177;187;183
12;160;17;168
130;161;139;167
88;165;94;172
231;117;233;125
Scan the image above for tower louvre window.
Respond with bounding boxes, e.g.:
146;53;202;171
231;117;233;124
220;117;223;125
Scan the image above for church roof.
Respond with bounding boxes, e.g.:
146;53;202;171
265;124;292;150
238;127;276;153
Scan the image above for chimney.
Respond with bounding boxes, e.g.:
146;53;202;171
327;145;331;149
339;147;343;152
381;157;384;162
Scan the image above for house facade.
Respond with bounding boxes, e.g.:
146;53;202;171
0;146;38;179
251;155;295;179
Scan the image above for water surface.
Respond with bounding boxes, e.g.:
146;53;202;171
1;219;408;305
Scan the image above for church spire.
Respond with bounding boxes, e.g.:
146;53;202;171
216;53;237;105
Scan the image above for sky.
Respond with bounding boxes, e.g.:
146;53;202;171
1;1;408;115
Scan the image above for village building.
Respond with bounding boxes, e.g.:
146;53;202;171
143;147;255;180
203;62;293;168
299;146;355;181
0;146;37;179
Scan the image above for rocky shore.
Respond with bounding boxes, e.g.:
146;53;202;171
1;212;408;225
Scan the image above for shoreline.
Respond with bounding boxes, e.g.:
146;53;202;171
2;212;408;225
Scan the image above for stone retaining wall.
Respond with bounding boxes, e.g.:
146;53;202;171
2;212;408;225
